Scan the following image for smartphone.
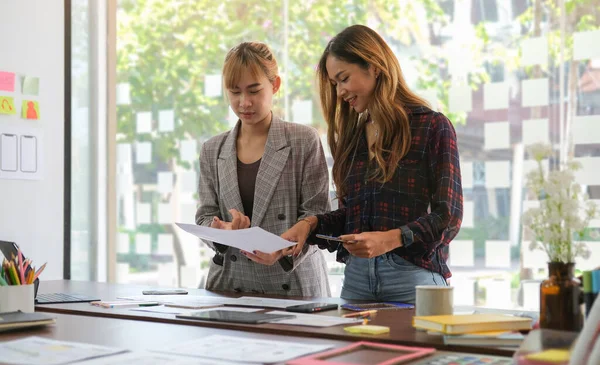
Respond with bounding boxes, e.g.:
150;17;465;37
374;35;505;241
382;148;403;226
142;289;188;295
315;234;345;242
285;303;339;313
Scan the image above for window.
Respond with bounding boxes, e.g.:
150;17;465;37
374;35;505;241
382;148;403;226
100;1;600;308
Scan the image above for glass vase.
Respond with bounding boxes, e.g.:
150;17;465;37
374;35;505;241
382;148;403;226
539;262;583;332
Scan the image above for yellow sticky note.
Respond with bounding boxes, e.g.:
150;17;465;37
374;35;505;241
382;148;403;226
525;349;570;363
0;96;16;115
22;100;40;120
344;325;390;335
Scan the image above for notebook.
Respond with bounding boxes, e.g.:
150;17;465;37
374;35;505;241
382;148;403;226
413;314;532;335
0;311;56;332
440;330;525;346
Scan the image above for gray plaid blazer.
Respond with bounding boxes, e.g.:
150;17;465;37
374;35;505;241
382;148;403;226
195;116;331;297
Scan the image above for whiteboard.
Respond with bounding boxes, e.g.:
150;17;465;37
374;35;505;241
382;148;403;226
0;0;65;279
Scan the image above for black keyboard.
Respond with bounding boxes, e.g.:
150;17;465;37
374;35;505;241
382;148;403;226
35;293;100;304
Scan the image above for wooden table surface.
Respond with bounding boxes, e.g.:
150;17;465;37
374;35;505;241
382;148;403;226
32;280;518;357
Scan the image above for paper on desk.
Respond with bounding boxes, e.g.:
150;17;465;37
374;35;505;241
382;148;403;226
119;294;313;309
266;310;362;327
0;336;126;365
175;223;296;253
236;296;314;309
130;305;188;314
156;334;334;363
74;351;243;365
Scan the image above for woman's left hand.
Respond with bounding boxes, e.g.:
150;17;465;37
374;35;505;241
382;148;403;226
240;247;294;266
339;230;403;258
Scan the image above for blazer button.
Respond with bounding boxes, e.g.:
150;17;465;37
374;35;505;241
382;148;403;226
278;213;286;220
282;284;290;291
230;254;237;262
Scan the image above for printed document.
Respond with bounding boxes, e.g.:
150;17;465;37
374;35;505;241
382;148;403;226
0;336;126;365
157;334;334;363
266;310;362;327
176;223;295;253
72;351;244;365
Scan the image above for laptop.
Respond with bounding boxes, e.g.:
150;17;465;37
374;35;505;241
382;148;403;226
0;240;100;304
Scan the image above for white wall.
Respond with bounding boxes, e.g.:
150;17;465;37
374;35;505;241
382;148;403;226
0;0;65;279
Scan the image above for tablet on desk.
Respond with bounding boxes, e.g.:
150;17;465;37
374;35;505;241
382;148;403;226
176;310;296;324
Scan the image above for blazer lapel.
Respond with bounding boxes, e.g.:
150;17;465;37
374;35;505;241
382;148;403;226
252;116;290;227
217;122;245;215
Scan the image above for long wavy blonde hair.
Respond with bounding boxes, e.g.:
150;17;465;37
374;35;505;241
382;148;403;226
317;25;429;201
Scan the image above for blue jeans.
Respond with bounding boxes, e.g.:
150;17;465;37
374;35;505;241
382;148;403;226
341;253;447;304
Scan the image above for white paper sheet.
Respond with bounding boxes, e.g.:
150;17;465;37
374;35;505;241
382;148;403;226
136;142;152;164
135;233;151;255
136;112;152;134
574;157;600;186
136;203;151;225
157;233;173;255
449;84;472;113
157;172;174;194
521;37;547;67
158;109;175;132
157;334;334;364
484;122;510;150
484;161;511;189
236;296;313;309
522;118;549;146
176;223;296;253
129;305;186;314
0;336;126;365
116;83;131;105
449;240;474;267
265;310;361;327
117;232;130;254
522;241;547;269
521;78;549;107
204;74;222;97
118;294;312;309
74;351;242;365
292;99;312;125
179;171;196;193
572;115;600;145
485;240;511;268
573;30;600;60
462;200;474;228
179;139;197;162
483;82;509;110
157;203;172;224
461;161;474;189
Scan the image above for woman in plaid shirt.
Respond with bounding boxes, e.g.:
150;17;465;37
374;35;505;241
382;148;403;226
282;25;463;303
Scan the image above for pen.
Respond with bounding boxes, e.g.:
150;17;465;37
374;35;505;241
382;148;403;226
108;303;160;309
343;309;378;318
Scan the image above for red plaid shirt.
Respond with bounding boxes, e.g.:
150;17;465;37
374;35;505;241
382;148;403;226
310;106;463;279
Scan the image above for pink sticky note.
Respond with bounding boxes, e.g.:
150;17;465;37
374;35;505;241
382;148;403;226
0;71;16;92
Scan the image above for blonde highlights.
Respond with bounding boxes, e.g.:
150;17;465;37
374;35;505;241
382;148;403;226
317;25;429;200
222;42;278;89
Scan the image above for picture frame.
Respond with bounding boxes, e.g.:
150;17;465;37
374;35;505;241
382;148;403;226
287;341;435;365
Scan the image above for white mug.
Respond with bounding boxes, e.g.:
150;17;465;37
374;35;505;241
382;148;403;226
0;284;35;313
415;285;453;317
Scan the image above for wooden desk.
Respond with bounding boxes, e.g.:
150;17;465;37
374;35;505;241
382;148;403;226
34;280;516;357
0;312;512;364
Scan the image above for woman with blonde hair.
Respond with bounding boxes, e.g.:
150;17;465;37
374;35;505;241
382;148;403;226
196;42;331;297
282;25;463;303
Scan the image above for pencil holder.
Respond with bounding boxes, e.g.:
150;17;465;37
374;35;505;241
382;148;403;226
0;284;35;313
